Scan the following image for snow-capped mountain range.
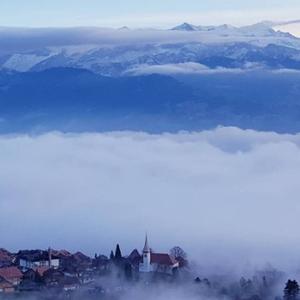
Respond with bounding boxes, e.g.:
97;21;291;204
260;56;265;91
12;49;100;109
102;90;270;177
172;22;280;35
1;22;300;133
1;22;300;76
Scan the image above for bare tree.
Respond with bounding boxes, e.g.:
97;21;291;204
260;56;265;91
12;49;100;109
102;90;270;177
170;246;187;259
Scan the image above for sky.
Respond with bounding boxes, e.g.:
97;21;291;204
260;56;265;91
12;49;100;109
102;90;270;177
1;0;300;28
1;127;300;273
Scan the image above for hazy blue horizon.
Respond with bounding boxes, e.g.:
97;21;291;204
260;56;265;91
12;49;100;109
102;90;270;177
1;0;300;28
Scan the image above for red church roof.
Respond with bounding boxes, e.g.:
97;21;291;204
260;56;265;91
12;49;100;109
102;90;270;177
151;253;178;266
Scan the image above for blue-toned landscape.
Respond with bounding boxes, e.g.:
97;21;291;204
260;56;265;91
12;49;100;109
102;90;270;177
1;1;300;300
1;22;300;133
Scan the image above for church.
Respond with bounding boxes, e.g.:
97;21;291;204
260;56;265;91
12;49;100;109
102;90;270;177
139;236;179;275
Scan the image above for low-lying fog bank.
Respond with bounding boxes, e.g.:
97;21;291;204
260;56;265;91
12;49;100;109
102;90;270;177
1;127;300;275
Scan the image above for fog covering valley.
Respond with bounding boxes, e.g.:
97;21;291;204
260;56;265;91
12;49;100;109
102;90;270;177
1;127;300;299
1;127;300;267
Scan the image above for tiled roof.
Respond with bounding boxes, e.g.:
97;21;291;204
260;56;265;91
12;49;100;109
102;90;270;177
52;250;71;258
151;253;178;266
128;249;142;265
0;267;23;281
0;249;12;262
72;252;91;262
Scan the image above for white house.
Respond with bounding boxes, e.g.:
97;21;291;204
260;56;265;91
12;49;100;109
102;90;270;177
139;236;179;275
19;249;59;271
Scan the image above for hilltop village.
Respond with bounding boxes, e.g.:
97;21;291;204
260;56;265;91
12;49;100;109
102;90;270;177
0;236;299;300
0;236;189;297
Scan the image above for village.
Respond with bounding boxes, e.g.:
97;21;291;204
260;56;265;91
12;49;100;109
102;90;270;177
0;236;189;298
1;236;299;300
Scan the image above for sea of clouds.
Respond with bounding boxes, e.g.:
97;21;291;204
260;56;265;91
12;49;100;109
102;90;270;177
1;127;300;274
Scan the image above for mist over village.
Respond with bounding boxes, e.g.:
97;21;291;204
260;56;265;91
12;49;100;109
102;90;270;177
1;0;300;300
1;129;300;299
0;234;298;300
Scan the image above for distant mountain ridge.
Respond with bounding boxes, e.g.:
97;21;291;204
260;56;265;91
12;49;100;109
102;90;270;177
1;23;300;134
172;21;296;33
1;67;300;133
0;22;300;76
171;22;274;35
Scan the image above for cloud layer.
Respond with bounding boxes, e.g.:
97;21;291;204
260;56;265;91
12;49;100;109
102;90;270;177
1;127;300;273
274;21;300;37
126;62;248;75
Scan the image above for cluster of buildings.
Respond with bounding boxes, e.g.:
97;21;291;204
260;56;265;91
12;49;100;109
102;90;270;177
0;236;186;294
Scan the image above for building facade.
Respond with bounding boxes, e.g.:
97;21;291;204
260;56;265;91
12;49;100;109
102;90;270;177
18;249;59;271
139;236;179;275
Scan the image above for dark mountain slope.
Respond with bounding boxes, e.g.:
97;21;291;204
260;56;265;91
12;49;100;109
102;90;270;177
1;68;300;133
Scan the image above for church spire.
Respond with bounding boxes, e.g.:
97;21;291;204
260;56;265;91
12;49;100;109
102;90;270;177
143;234;150;253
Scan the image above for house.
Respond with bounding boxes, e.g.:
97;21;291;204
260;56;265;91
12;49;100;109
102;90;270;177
52;249;71;258
60;252;92;274
41;268;81;290
42;269;65;287
22;266;49;282
0;249;13;268
19;268;45;292
127;249;142;272
0;266;23;286
139;235;179;275
19;267;49;292
0;276;14;293
17;249;60;271
93;255;109;272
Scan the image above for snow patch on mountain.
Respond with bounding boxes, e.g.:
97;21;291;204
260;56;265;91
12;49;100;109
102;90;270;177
2;52;57;72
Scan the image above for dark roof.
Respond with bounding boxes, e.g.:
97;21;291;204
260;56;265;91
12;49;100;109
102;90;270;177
0;266;23;281
52;250;71;258
151;253;178;266
128;249;140;258
0;249;12;262
94;255;109;266
128;249;142;265
72;252;91;262
18;250;59;262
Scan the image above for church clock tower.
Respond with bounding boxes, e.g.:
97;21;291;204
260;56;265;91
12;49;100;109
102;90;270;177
140;234;151;272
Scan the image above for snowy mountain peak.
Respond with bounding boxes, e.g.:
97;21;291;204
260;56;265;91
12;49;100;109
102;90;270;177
172;23;198;31
171;21;299;38
239;22;276;35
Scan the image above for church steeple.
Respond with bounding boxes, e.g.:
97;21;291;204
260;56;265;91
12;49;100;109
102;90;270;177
140;233;151;272
143;234;150;253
